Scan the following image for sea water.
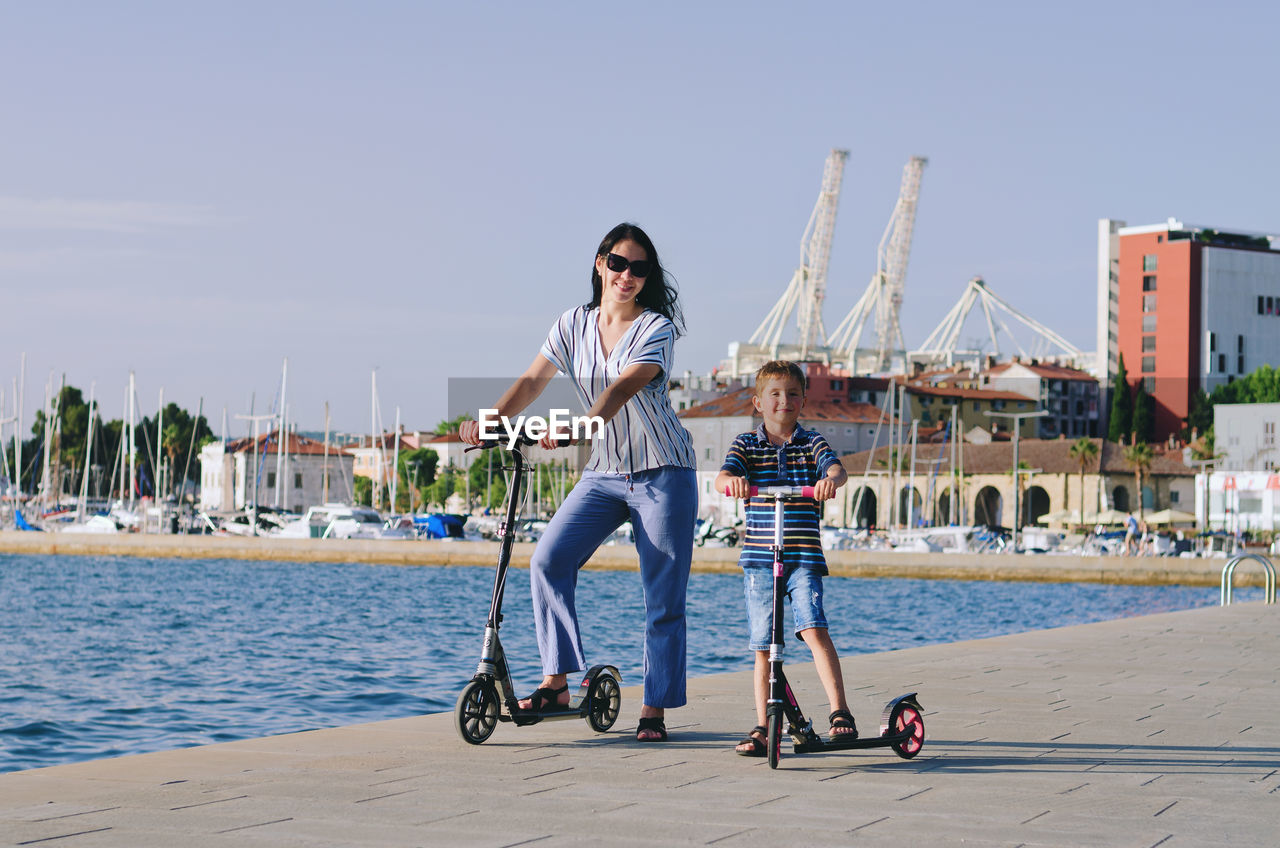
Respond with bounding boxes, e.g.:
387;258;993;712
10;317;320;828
0;553;1257;773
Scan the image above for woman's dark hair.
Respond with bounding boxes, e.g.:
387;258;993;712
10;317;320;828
588;222;684;336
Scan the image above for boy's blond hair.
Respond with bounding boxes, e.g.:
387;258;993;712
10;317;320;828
753;360;807;397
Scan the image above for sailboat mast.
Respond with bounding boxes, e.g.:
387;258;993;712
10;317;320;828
323;401;330;504
391;406;400;511
275;358;287;509
77;387;96;521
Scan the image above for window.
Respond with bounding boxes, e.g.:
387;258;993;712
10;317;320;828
993;399;1006;410
1142;335;1156;352
1142;356;1155;373
1171;490;1180;503
1219;354;1227;372
1261;296;1267;315
1143;377;1155;392
1270;296;1276;315
1143;275;1157;292
1143;254;1158;271
1209;332;1216;352
267;472;276;488
294;473;303;489
1239;355;1245;373
972;402;980;411
1142;294;1157;312
1142;315;1157;332
1238;334;1244;353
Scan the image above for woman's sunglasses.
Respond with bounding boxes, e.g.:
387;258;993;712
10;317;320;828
605;253;652;278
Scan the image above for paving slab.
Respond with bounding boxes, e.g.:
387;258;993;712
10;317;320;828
3;603;1277;847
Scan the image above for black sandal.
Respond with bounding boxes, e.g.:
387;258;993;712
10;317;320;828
635;715;668;742
735;725;768;757
829;709;858;739
521;684;568;713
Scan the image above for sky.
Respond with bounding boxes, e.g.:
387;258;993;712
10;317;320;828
3;1;1278;438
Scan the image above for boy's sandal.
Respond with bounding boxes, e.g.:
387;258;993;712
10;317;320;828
635;715;668;742
829;709;858;739
735;725;768;757
521;684;569;713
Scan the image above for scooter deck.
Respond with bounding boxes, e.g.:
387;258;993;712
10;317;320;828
792;727;915;754
502;706;587;726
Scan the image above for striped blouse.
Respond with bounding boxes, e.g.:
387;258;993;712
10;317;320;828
720;424;840;573
540;305;695;475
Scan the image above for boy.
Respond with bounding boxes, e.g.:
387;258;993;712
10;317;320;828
714;360;855;757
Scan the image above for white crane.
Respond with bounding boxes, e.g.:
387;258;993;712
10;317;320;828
829;155;927;373
748;149;848;360
909;276;1083;368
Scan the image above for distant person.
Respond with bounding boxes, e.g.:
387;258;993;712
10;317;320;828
459;222;696;743
1124;512;1139;555
715;360;855;756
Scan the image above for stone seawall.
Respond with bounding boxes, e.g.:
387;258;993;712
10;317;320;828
1;530;1269;588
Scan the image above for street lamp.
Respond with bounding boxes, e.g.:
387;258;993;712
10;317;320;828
985;409;1048;552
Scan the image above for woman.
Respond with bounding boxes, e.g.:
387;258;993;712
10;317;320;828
459;222;697;742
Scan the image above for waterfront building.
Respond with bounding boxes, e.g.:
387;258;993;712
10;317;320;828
837;438;1194;530
199;430;355;513
980;360;1102;439
1097;218;1280;440
1213;402;1280;473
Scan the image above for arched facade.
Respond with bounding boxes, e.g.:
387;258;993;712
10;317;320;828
975;486;1003;527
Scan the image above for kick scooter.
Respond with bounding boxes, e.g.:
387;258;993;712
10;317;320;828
729;484;926;769
454;435;622;744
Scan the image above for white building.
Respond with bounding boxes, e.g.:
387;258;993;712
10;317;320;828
199;430;355;513
1214;402;1280;473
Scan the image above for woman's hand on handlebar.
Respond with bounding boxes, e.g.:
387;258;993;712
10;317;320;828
538;430;575;451
459;419;481;446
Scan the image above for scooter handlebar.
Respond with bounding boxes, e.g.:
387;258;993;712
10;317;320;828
464;434;538;452
725;485;815;498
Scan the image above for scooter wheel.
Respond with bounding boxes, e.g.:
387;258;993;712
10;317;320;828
586;673;621;732
766;711;782;769
455;680;500;745
888;700;925;759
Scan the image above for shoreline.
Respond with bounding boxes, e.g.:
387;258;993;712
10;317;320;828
0;530;1269;588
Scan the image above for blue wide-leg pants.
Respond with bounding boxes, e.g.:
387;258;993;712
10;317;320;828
529;466;697;709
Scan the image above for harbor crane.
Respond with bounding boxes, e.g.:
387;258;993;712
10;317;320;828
748;149;848;361
829;155;927;373
908;276;1083;369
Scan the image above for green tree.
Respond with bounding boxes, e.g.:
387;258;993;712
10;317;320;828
1123;442;1155;523
427;465;460;509
1068;437;1099;525
1107;354;1132;443
396;448;439;512
353;476;373;507
435;413;470;434
1184;388;1213;440
466;447;510;512
1131;380;1154;445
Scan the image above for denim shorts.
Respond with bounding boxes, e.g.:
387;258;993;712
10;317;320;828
743;566;828;651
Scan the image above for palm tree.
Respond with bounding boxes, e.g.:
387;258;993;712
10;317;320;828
1068;437;1099;527
1123;442;1155;523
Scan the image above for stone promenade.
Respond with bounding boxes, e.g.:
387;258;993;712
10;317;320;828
3;603;1277;846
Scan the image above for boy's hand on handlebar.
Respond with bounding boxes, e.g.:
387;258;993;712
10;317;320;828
812;478;838;501
722;476;750;499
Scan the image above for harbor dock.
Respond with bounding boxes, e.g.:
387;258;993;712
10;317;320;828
2;602;1276;846
0;530;1272;588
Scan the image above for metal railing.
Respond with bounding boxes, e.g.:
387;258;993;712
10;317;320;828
1220;554;1277;606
